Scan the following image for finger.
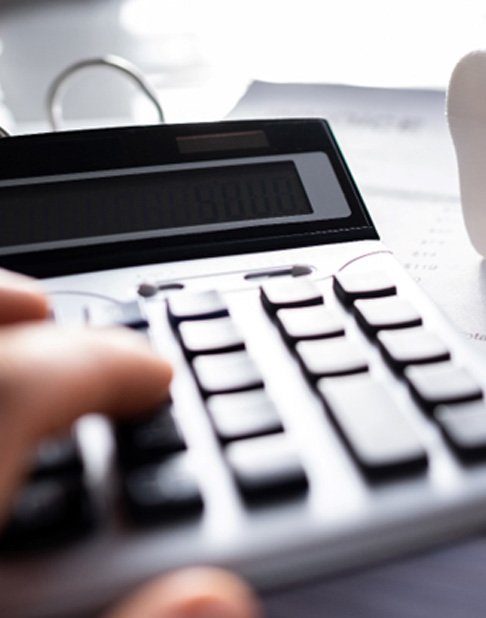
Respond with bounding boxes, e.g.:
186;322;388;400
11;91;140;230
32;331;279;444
104;568;262;618
0;268;49;324
0;324;172;442
0;324;172;520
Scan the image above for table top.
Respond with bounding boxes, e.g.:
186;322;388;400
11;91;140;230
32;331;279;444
264;536;486;618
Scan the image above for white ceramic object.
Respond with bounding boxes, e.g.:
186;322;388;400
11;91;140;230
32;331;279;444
447;50;486;256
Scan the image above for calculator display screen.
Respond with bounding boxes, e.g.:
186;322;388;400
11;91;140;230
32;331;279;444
0;161;312;249
0;152;350;254
0;118;376;276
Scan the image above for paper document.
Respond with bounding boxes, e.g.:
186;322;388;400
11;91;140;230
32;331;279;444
228;81;486;349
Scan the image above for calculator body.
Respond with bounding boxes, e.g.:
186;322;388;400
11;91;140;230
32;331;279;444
2;120;486;618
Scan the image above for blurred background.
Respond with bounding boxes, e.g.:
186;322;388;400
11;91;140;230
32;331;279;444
1;0;486;351
1;0;486;131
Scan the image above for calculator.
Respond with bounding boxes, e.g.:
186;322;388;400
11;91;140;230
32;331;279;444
2;118;486;618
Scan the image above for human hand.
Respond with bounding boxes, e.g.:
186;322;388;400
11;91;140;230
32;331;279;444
0;269;261;618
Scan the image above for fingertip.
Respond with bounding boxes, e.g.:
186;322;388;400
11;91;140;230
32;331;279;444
160;568;262;618
87;327;174;414
0;269;50;324
105;568;262;618
12;289;50;322
0;324;174;443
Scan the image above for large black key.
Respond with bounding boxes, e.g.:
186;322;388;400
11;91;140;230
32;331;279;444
167;290;229;327
405;362;483;412
276;306;345;345
115;403;186;467
0;478;93;552
333;270;396;307
178;317;245;357
261;279;323;316
296;338;368;380
317;375;427;477
206;390;283;442
122;453;203;524
377;327;450;373
226;434;308;502
192;351;264;397
354;296;422;338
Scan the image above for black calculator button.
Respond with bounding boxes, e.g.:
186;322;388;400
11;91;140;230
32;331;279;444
178;317;245;357
115;403;186;467
0;478;92;552
276;306;345;344
377;327;450;373
206;390;283;442
333;271;396;307
226;434;308;502
296;338;368;380
260;279;323;315
167;290;229;326
86;300;149;330
404;363;483;412
435;400;486;459
31;436;83;479
318;375;427;477
354;296;422;337
192;351;264;397
123;454;203;524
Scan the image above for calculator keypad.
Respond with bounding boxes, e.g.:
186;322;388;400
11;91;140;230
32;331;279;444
3;266;485;569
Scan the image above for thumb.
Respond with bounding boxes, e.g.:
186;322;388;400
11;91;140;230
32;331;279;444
104;568;262;618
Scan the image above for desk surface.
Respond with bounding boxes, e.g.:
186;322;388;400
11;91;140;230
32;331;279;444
264;537;486;618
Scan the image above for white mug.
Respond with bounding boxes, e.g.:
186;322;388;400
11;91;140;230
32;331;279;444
448;50;486;256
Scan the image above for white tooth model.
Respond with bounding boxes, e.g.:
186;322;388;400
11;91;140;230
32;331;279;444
447;50;486;256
